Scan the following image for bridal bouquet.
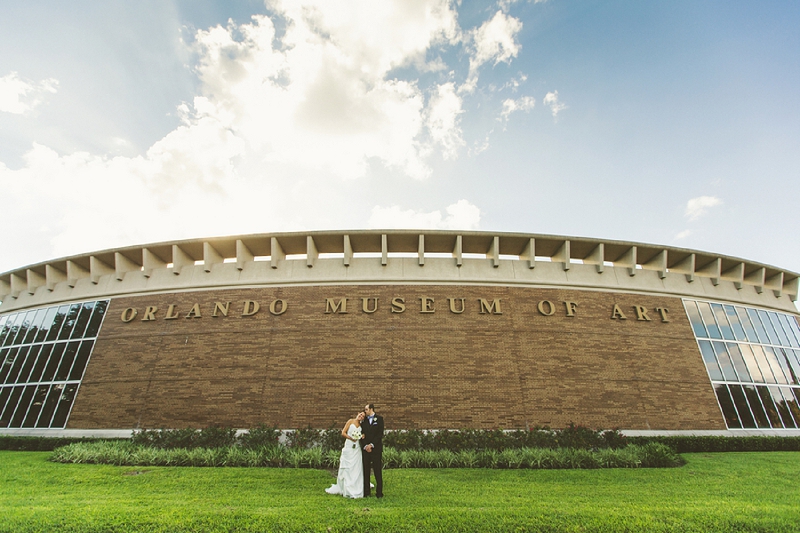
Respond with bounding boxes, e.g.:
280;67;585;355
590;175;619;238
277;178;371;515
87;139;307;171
350;427;362;448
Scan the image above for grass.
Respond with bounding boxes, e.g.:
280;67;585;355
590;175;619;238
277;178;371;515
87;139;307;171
1;451;799;532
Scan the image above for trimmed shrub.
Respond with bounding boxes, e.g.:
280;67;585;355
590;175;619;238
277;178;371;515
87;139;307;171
285;426;321;449
238;424;281;449
0;436;110;451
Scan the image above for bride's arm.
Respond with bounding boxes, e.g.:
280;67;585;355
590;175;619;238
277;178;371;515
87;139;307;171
341;420;354;440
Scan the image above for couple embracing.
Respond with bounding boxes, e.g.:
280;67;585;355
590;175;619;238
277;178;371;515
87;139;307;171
325;403;384;499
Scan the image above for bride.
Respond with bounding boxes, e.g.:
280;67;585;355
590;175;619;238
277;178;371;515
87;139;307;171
325;411;365;498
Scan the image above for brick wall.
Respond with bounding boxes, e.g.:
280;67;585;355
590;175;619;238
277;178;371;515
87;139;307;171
67;285;726;430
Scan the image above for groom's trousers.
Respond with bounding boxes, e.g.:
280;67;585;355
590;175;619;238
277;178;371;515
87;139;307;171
363;449;383;497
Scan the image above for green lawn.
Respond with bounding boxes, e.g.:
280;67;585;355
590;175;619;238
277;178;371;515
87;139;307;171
1;451;799;532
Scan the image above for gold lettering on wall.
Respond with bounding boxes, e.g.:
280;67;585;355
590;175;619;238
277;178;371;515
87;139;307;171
634;305;651;321
270;299;287;315
537;300;555;316
448;298;465;314
185;304;202;319
242;300;260;316
611;304;627;320
213;302;230;317
141;306;158;321
480;298;503;315
117;295;672;324
362;298;378;314
391;297;406;313
325;298;348;314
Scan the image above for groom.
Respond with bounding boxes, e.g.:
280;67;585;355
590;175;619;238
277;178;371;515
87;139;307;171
361;403;384;498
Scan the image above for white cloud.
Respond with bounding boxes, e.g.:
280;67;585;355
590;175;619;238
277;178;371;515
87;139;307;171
543;90;567;119
675;229;693;240
0;72;58;114
0;1;531;272
368;199;481;230
463;11;523;93
426;82;465;160
685;196;723;221
500;96;535;121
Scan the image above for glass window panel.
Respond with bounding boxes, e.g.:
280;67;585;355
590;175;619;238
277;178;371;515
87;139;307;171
69;341;94;381
12;311;35;347
5;346;30;384
711;304;735;340
70;302;94;340
736;307;758;343
17;345;41;384
771;387;798;428
10;385;37;427
0;386;24;428
747;309;769;344
28;344;53;384
50;383;78;428
41;343;65;382
57;304;82;341
738;344;765;383
715;385;742;428
768;313;790;347
685;301;708;337
2;348;21;384
750;345;777;383
724;305;747;341
780;387;800;428
54;342;80;382
726;343;752;382
34;307;58;344
22;309;46;345
757;310;779;345
786;350;800;386
757;386;783;428
743;386;771;428
729;385;757;428
789;389;800;427
22;385;50;428
773;348;797;385
36;385;59;428
697;302;721;339
84;300;108;338
787;317;800;348
698;341;723;380
712;342;738;381
0;348;9;382
0;315;9;345
772;348;796;385
763;346;790;385
1;348;19;384
777;314;800;348
45;306;70;342
3;313;25;347
0;387;11;423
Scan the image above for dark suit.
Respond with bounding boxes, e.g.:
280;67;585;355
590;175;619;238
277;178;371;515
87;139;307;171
361;413;384;497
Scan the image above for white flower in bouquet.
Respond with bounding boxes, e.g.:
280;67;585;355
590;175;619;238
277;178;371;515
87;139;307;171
351;427;362;441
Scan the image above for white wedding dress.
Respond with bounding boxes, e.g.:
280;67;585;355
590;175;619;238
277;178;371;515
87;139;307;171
325;424;364;498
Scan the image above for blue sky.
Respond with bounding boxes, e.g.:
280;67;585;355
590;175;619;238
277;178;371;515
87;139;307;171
1;0;798;280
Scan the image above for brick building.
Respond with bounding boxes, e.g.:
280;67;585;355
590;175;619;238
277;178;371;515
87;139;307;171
2;230;800;435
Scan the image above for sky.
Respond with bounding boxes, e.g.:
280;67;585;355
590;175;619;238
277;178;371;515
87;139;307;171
1;0;799;279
